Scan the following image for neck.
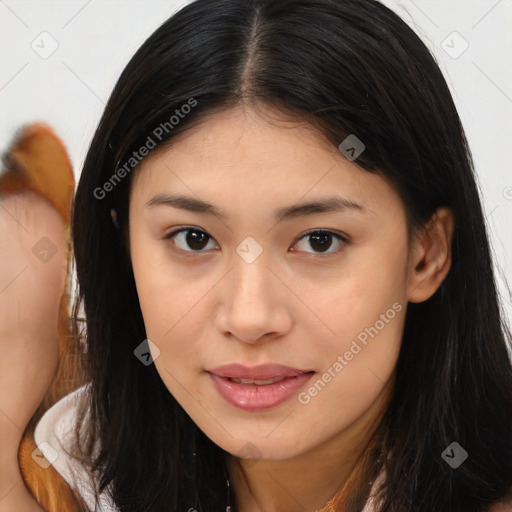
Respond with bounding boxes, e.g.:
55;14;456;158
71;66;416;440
226;376;393;512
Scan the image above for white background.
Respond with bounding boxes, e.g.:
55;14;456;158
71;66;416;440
1;0;511;323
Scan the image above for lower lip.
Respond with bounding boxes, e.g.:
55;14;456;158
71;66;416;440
208;372;314;411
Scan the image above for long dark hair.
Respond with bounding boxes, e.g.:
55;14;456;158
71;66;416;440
71;0;512;510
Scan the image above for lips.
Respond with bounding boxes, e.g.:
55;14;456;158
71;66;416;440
208;363;311;381
206;363;315;411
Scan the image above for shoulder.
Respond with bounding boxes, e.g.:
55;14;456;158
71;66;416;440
34;385;118;512
34;384;90;484
34;385;89;447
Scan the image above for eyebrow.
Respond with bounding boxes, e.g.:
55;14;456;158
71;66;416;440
145;193;366;223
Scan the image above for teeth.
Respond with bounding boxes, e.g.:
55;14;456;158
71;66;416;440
229;377;287;385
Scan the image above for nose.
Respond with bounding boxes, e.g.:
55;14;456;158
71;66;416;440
214;246;293;345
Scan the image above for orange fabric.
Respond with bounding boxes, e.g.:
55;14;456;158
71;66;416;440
1;123;85;512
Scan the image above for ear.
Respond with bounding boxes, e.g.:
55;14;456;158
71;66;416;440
407;207;455;303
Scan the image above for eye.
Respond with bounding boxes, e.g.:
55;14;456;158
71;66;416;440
291;229;350;256
163;227;218;253
163;227;350;257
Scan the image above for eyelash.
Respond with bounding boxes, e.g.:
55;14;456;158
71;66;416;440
162;226;351;258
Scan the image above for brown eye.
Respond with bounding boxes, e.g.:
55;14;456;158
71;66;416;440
164;227;218;252
163;227;349;257
291;230;349;256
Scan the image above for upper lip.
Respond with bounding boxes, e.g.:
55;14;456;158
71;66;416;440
207;363;313;380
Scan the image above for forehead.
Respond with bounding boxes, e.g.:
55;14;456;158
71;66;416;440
129;105;400;217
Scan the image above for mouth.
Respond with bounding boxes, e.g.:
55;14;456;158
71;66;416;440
206;364;315;411
226;376;289;385
207;362;313;380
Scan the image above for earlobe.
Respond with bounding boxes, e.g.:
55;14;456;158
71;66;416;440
407;207;455;303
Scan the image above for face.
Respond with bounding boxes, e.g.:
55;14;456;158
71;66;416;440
128;105;411;461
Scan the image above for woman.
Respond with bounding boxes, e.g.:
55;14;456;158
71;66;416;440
32;0;512;511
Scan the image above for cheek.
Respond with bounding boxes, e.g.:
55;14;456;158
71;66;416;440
129;236;206;369
130;232;172;338
133;269;182;343
304;238;408;404
297;278;405;435
312;240;408;347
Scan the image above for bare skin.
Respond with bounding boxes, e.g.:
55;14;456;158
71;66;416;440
0;192;67;512
127;104;455;512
